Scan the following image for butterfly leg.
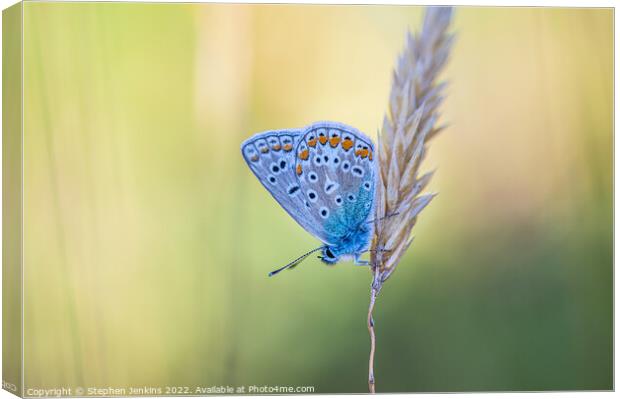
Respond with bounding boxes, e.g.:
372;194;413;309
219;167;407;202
366;246;393;255
356;247;393;267
354;253;370;266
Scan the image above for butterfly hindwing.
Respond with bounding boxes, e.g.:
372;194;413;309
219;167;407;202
294;122;376;244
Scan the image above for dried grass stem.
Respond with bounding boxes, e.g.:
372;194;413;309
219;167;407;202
366;7;454;393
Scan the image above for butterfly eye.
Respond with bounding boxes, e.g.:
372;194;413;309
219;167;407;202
325;248;335;258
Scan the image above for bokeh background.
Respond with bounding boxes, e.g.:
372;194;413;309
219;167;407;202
20;3;612;393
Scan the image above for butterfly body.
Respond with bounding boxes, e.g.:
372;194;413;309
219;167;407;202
241;121;376;274
319;224;372;265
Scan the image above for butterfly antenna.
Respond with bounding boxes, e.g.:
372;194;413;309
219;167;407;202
268;246;324;277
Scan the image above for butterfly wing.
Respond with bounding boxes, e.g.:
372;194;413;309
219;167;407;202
241;129;335;244
293;122;376;245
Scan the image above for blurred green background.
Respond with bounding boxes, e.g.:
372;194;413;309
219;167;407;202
21;3;612;393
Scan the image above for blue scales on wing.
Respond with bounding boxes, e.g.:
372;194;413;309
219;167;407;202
293;122;376;246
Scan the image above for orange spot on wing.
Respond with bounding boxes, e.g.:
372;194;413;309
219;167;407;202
250;155;259;162
341;139;353;151
260;147;269;154
299;149;309;160
308;139;317;147
368;150;373;161
355;149;369;158
283;144;293;151
319;136;328;145
329;137;341;147
272;144;281;151
296;164;303;175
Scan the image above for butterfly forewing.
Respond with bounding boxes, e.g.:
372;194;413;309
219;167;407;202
241;129;334;244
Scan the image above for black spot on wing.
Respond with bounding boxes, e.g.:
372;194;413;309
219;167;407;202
288;185;300;195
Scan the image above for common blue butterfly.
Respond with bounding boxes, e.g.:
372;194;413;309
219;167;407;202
241;121;376;276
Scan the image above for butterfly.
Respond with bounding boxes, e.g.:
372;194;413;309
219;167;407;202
241;121;378;276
